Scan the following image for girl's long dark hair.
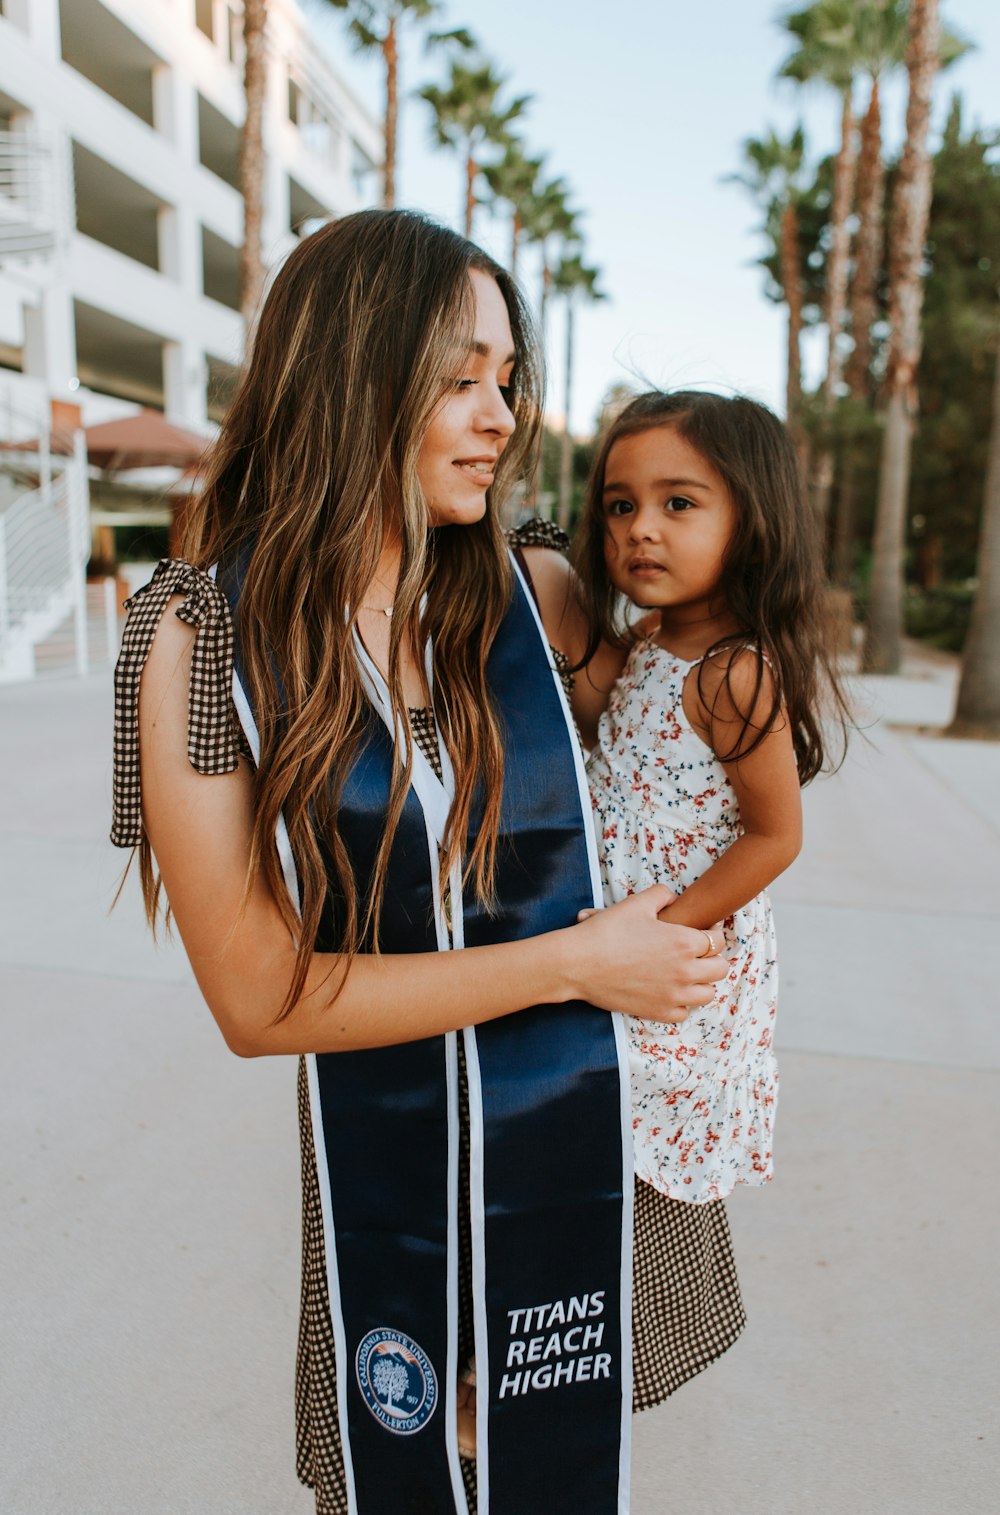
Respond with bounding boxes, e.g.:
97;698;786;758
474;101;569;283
572;389;850;783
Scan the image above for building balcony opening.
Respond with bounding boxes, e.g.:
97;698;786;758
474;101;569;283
289;175;328;239
351;140;378;199
72;142;165;272
59;0;161;130
207;354;239;425
1;1;32;34
201;226;241;312
74;300;165;409
195;0;214;40
0;339;23;375
197;93;241;191
288;75;342;173
195;0;242;64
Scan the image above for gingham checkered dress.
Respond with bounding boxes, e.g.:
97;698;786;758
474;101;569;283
113;551;746;1515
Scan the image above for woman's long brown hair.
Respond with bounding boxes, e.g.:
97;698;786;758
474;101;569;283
572;390;850;783
139;210;541;1015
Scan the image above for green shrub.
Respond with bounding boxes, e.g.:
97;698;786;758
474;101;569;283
902;585;973;652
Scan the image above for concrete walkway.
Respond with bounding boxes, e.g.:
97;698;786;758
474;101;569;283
2;653;997;1514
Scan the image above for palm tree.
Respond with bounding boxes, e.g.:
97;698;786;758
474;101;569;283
730;126;810;463
551;251;606;530
862;0;941;674
520;181;576;508
420;61;529;237
239;0;268;321
831;1;969;585
481;139;543;278
327;2;465;208
778;2;859;527
833;71;887;583
521;176;575;350
947;323;1000;738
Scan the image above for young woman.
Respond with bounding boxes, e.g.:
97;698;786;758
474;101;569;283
112;211;741;1515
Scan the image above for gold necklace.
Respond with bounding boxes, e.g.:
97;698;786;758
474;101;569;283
360;573;397;617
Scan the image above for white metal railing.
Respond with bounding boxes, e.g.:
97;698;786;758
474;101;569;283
0;431;90;681
0;128;71;267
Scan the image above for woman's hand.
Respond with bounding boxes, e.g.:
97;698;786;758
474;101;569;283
137;612;723;1055
566;885;726;1023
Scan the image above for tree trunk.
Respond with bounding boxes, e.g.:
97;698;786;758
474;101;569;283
863;0;940;674
813;89;858;528
780;201;806;469
239;0;268;325
539;246;551;347
948;331;1000;737
845;78;885;402
865;387;913;670
464;148;476;238
557;298;575;532
833;77;885;587
528;249;551;509
382;17;398;208
511;210;520;278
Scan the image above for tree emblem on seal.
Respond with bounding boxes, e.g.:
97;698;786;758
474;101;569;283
356;1328;438;1435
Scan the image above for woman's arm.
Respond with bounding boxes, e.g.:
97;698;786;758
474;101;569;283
139;605;726;1057
518;545;626;749
658;651;802;932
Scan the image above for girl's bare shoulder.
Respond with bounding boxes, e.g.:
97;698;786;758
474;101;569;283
692;642;784;748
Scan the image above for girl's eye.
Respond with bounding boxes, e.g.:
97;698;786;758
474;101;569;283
606;498;634;518
664;495;695;513
455;378;478;390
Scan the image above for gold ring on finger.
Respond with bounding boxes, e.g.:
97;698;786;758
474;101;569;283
697;929;717;959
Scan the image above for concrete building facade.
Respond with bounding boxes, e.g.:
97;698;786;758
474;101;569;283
0;0;379;680
0;0;381;429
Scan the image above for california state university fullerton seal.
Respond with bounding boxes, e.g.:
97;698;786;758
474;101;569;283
355;1328;438;1435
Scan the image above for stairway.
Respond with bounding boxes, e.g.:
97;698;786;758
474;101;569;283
0;428;91;683
32;578;122;677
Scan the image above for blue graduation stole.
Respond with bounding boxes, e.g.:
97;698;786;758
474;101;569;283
218;552;633;1514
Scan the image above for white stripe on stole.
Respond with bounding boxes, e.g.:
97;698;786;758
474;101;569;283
352;628;470;1515
506;551;634;1513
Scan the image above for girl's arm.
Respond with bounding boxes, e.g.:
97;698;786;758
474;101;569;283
138;604;726;1057
658;649;803;932
518;546;626;748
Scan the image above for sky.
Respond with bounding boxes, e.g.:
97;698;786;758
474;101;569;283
303;0;1000;436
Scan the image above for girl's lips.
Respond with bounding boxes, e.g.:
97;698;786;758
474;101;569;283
629;560;666;574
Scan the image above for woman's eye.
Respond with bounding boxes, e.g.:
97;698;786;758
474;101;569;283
664;495;695;513
455;378;478;390
606;498;633;518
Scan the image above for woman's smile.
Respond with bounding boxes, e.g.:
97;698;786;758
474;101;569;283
454;455;498;485
417;268;515;526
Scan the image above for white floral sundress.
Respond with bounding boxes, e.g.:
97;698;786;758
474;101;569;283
587;636;779;1204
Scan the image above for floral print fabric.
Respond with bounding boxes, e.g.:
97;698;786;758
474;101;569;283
587;637;779;1204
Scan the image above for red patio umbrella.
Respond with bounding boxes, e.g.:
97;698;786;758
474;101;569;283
84;409;212;472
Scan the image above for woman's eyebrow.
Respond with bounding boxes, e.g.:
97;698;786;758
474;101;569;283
470;339;517;363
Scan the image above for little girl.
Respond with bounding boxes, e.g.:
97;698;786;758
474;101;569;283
572;389;848;1205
